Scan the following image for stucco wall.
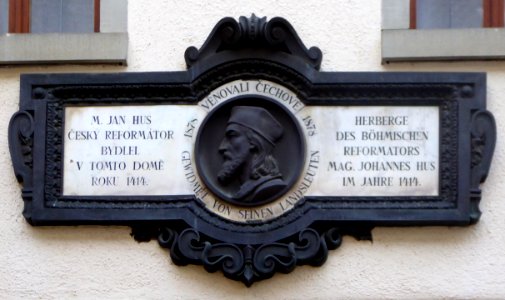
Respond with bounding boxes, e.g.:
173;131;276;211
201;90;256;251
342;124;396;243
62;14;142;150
1;0;505;298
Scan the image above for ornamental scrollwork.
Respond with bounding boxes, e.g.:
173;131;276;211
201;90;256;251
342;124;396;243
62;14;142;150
153;226;345;286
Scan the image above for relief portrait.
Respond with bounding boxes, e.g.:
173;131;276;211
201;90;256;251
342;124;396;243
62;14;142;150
217;106;287;204
195;97;306;207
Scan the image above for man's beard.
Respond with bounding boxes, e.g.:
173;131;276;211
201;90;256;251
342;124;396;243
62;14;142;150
218;154;247;185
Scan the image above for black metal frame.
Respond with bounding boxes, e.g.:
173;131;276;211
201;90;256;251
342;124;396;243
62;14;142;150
9;15;496;286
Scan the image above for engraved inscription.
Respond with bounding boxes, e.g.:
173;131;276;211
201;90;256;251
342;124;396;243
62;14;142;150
63;106;204;196
307;106;439;196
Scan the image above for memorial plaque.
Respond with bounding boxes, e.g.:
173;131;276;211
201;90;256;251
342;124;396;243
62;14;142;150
9;15;496;285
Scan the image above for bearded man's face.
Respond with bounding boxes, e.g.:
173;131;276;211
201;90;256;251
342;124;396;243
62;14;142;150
218;124;252;184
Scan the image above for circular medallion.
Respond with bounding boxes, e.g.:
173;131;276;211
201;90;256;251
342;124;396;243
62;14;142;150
195;95;306;207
